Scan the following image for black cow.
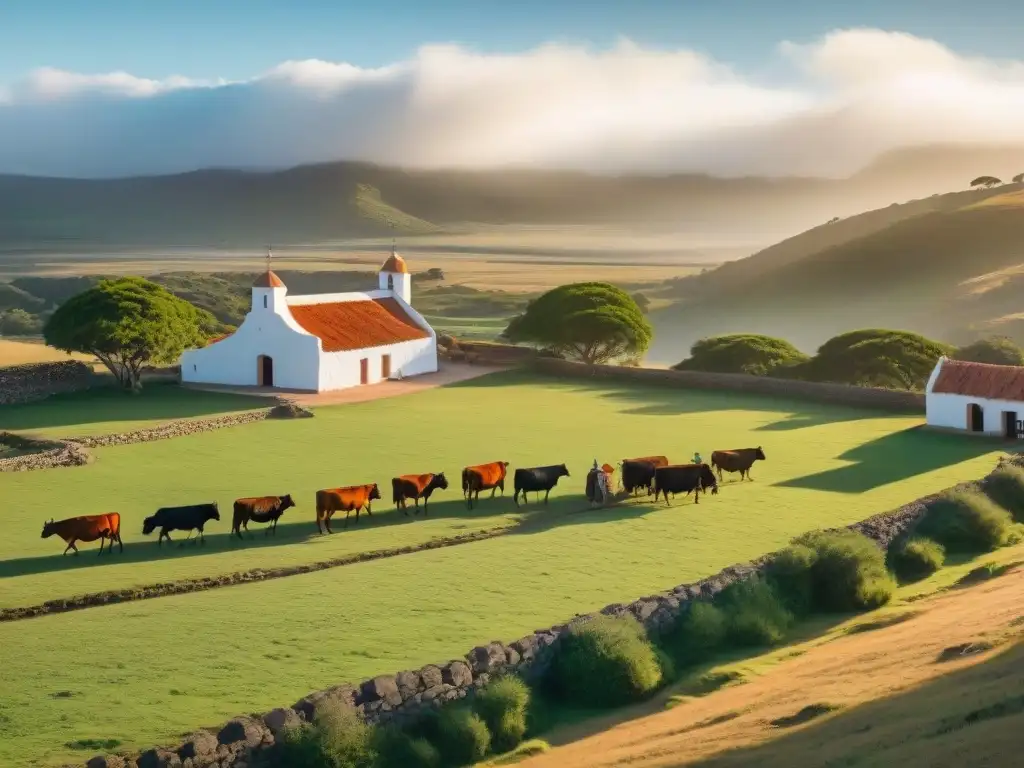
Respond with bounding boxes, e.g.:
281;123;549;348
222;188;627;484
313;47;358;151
142;503;220;547
620;455;669;496
653;464;718;506
513;464;570;506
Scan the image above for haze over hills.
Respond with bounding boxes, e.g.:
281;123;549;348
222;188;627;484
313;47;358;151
647;183;1024;364
1;143;1022;252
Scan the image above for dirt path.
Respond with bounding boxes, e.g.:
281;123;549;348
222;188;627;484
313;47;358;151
183;362;507;406
517;563;1024;768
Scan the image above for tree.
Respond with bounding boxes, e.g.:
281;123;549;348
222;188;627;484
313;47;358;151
970;176;1003;188
502;282;652;364
1013;172;1024;184
44;277;217;392
0;308;43;336
953;336;1024;366
808;329;952;390
673;334;809;376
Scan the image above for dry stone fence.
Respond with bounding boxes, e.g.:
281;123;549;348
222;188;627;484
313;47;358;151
0;360;92;405
77;455;1019;768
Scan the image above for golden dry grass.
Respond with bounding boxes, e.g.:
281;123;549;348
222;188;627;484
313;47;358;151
517;555;1024;768
0;338;96;367
962;189;1024;210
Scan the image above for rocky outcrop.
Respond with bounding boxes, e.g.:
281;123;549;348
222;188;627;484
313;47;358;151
0;360;92;405
81;454;1019;768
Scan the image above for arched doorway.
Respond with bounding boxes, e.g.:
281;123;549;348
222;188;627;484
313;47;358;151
967;402;983;433
257;355;274;387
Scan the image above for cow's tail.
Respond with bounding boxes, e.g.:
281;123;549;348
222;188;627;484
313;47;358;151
142;515;158;535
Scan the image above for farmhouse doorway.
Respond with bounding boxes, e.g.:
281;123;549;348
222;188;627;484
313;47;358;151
381;354;391;380
1003;411;1019;439
257;355;274;387
360;357;369;385
967;403;984;433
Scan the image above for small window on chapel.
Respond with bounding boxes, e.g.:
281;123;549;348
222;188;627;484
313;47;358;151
263;295;268;308
387;274;394;291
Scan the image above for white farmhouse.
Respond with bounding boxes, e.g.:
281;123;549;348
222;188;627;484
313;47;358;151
180;249;437;392
925;356;1024;437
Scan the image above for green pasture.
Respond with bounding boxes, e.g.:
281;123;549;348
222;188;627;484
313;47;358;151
424;314;509;341
0;372;1005;766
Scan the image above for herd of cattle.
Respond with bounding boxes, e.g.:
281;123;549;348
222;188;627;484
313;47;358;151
38;447;766;556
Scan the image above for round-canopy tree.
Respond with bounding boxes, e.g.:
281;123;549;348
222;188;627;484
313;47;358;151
952;336;1024;366
672;334;809;376
502;282;652;364
809;329;952;389
44;277;218;392
970;175;1003;188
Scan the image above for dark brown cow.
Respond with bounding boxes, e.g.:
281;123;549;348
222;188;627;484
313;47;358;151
315;484;382;533
392;472;449;516
620;455;669;496
462;461;510;509
41;513;123;555
231;495;296;539
653;464;718;506
711;447;766;482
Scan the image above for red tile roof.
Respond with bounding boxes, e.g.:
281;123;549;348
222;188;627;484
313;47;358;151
380;253;409;274
288;298;429;352
253;270;285;288
932;358;1024;401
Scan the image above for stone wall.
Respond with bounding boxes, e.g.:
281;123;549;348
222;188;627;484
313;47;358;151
0;360;92;405
80;454;1017;768
533;358;926;412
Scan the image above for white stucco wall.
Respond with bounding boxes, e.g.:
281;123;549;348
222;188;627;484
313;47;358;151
318;336;438;390
924;357;1024;435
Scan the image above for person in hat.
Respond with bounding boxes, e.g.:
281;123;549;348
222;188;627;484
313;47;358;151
692;451;703;465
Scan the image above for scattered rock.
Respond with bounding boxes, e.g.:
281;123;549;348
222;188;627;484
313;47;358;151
442;661;473;687
262;708;301;737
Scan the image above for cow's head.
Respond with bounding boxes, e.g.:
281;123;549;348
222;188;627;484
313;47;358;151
558;463;570;478
433;472;450;490
281;494;296;511
208;502;221;521
41;519;55;538
369;483;382;501
700;464;719;494
755;446;766;460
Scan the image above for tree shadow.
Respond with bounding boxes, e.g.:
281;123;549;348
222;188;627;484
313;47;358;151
776;426;1003;494
0;381;268;434
683;640;1024;768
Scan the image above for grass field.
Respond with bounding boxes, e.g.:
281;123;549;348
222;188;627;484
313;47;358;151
0;372;1005;766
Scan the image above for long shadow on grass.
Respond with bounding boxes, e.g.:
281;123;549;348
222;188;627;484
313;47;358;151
776;426;1002;494
682;640;1024;768
0;381;268;434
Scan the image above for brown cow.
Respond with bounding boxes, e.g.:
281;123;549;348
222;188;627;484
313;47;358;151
41;513;123;555
392;472;449;516
711;447;766;482
620;455;669;496
315;484;382;533
231;495;295;539
462;461;510;509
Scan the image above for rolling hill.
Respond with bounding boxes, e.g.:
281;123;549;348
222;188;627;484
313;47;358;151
647;184;1024;364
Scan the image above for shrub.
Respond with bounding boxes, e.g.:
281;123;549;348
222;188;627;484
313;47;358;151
915;490;1014;553
274;703;375;768
673;334;809;376
372;727;439;768
789;530;896;612
718;577;793;647
664;601;727;665
548;616;663;708
765;544;818;616
983;465;1024;523
889;537;945;583
474;676;530;753
436;708;490;767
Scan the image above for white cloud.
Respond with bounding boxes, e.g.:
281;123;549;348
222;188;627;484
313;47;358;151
2;29;1024;177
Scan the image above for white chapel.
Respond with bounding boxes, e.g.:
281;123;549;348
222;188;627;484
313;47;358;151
180;248;438;392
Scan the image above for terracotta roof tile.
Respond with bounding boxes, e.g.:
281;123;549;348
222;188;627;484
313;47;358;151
253;270;285;288
932;359;1024;401
288;298;429;352
380;254;409;274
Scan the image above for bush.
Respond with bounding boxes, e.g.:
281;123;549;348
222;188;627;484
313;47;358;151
548;616;663;708
662;601;727;667
915;490;1014;553
274;703;375;768
983;465;1024;523
372;727;439;768
765;544;818;616
673;334;809;376
718;577;793;647
436;708;491;766
474;676;530;753
783;530;896;613
889;537;945;583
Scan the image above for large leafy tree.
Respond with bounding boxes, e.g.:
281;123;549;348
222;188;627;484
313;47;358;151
44;277;217;392
953;336;1024;366
673;333;809;376
502;282;653;364
808;328;952;389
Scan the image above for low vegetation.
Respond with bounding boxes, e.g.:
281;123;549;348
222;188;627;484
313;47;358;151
474;677;531;753
914;490;1014;553
983;464;1024;523
889;537;946;583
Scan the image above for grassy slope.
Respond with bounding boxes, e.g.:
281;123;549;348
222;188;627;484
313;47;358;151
0;338;96;367
648;183;1024;362
0;373;1004;766
514;546;1024;768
